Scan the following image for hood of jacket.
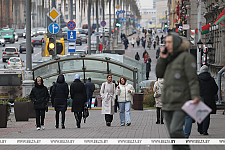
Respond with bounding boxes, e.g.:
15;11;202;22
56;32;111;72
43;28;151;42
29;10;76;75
35;76;44;88
57;74;65;83
199;72;211;81
168;32;190;60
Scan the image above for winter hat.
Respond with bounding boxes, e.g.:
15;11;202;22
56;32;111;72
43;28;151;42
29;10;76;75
200;65;208;74
74;74;80;80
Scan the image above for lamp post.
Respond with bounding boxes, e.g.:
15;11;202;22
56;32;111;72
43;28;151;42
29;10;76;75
206;39;214;64
197;39;203;66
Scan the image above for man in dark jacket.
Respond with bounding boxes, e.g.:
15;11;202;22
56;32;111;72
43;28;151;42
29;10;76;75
85;78;95;108
70;74;87;128
51;74;69;129
156;32;200;150
197;65;218;135
123;37;129;49
30;77;49;130
146;56;151;80
135;52;140;61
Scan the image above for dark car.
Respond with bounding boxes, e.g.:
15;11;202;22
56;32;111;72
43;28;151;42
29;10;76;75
76;36;82;46
32;37;43;47
78;34;87;43
19;41;34;53
15;29;25;38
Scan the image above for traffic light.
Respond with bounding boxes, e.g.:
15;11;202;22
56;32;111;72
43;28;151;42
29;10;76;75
116;18;121;27
48;37;55;55
165;23;167;28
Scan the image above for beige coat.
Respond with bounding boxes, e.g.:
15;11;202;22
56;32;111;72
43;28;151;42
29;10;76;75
146;32;150;42
153;78;164;108
100;82;116;115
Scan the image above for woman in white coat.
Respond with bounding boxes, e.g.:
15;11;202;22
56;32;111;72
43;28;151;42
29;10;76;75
100;74;116;126
116;77;135;126
153;78;164;124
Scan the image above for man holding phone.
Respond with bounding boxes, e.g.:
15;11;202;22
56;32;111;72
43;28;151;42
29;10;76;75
156;32;200;150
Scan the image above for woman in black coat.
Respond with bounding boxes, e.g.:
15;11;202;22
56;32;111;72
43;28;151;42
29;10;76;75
51;74;69;129
70;74;87;128
198;65;218;135
30;77;49;130
146;57;151;80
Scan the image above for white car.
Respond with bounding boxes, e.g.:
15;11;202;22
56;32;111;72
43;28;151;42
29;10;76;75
0;36;5;47
7;57;23;69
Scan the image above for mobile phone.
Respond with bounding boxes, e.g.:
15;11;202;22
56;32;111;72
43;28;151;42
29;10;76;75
163;47;168;54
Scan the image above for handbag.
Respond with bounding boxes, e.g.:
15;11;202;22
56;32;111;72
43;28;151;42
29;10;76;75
83;104;89;123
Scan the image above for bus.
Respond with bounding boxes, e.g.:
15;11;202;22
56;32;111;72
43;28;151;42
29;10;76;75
41;37;65;57
0;69;25;104
1;28;15;43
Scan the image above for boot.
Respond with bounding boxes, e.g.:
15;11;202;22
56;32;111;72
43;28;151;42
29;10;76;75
74;113;80;128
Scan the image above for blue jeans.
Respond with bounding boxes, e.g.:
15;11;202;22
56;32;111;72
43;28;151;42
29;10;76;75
184;115;193;138
118;101;131;125
87;93;93;108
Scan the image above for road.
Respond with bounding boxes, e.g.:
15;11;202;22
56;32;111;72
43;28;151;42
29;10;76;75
0;35;89;69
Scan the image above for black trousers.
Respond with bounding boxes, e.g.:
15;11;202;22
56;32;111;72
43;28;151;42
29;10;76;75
156;107;163;122
56;111;65;126
146;71;150;79
35;109;45;127
114;96;119;112
74;112;82;126
197;114;210;133
105;114;113;122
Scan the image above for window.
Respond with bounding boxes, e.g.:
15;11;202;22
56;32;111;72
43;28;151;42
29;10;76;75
66;7;68;11
73;7;75;11
65;15;68;19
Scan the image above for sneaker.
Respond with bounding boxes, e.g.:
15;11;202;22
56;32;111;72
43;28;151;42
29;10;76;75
37;127;41;130
121;124;125;126
126;122;131;126
41;125;45;130
161;122;164;124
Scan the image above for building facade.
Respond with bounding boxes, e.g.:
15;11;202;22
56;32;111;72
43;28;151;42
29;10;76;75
0;0;13;28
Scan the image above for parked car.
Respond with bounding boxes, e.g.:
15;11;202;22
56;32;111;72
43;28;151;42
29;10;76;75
2;47;20;62
0;36;5;47
76;36;82;45
32;37;44;47
19;41;34;53
75;50;87;55
7;57;23;69
78;34;87;43
36;28;47;35
15;29;25;38
31;28;38;37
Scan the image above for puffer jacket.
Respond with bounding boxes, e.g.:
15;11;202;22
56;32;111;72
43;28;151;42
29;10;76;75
156;32;200;111
116;82;135;104
51;74;69;111
153;78;164;108
30;77;49;110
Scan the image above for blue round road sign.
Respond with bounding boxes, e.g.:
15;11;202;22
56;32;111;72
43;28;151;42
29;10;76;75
67;21;76;30
116;11;120;15
101;20;106;27
48;23;60;34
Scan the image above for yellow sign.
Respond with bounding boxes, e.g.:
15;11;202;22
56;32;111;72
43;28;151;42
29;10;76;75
116;6;119;9
47;7;61;22
18;74;21;78
135;16;137;19
129;11;132;13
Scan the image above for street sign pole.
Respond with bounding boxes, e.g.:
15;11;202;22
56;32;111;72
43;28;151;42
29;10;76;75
26;0;32;71
96;0;99;53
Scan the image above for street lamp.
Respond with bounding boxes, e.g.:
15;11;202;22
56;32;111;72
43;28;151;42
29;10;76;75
197;39;203;52
206;39;213;49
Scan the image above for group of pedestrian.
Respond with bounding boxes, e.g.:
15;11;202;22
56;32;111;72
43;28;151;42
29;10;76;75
30;73;135;130
156;32;218;150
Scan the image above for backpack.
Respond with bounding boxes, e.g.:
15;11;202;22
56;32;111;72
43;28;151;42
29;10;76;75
154;82;162;98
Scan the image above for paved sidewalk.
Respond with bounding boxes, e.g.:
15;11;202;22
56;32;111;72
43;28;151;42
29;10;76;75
0;109;225;149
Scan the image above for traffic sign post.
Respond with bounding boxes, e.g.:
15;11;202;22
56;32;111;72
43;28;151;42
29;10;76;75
67;31;76;40
116;11;120;16
47;7;61;22
48;23;60;34
67;21;76;30
101;20;106;27
68;41;76;53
